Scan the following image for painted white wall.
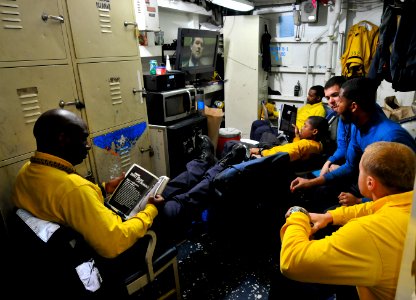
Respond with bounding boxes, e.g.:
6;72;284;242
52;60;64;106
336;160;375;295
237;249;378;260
263;3;415;107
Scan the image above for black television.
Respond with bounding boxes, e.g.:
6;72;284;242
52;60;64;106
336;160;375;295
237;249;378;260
175;28;220;83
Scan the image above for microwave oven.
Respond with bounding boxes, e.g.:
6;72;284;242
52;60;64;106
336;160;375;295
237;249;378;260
145;87;197;125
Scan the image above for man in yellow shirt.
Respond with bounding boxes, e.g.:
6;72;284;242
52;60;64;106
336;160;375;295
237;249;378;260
295;85;326;129
250;85;326;142
250;116;328;162
280;141;416;299
12;109;164;259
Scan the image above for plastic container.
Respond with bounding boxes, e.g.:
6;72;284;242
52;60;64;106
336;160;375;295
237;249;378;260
217;128;242;156
196;91;204;115
166;55;172;71
156;66;166;75
149;60;157;75
154;31;164;45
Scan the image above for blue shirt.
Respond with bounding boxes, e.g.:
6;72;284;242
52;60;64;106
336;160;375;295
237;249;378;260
328;117;352;164
324;108;416;183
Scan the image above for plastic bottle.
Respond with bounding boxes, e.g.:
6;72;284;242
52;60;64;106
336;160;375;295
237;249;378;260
294;80;301;96
166;55;172;72
149;59;157;75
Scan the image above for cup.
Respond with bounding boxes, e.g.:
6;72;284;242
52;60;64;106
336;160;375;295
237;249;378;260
154;31;164;46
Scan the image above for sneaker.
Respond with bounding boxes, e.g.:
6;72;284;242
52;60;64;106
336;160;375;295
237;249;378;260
195;135;216;165
218;143;248;167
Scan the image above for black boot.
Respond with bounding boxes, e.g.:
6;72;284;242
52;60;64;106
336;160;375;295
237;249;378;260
195;135;216;165
218;143;248;167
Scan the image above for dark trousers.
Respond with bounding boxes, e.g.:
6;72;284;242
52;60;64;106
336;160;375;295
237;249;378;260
155;159;225;243
250;119;278;141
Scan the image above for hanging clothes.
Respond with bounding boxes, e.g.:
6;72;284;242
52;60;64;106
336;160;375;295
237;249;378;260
369;1;416;91
341;21;379;79
261;24;272;72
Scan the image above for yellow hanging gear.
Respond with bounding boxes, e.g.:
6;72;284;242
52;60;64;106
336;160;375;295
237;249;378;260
341;21;379;78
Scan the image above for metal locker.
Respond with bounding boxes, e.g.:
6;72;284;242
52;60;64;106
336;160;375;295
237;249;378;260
77;59;147;134
66;0;139;59
0;65;80;162
0;0;68;62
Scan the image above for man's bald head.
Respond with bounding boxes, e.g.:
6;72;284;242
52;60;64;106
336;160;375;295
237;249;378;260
33;109;90;165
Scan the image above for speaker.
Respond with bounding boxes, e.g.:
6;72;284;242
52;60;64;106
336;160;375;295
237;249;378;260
300;0;318;23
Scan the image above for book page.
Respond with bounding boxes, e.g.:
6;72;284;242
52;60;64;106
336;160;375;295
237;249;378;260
108;164;159;219
128;175;170;217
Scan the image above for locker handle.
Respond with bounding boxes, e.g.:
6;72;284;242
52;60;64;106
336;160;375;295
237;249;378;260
124;21;137;27
59;99;85;110
140;146;154;157
41;13;64;23
133;88;146;95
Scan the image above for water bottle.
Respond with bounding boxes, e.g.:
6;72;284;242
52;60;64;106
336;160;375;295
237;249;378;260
166;55;172;72
149;59;157;75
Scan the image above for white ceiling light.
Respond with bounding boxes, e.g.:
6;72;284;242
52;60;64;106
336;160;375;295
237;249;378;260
211;0;255;11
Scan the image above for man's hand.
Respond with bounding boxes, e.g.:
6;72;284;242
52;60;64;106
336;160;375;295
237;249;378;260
250;147;260;155
292;124;300;136
290;177;312;192
319;161;331;176
338;192;361;206
329;163;340;172
309;212;333;235
148;194;164;206
290;176;325;192
105;172;125;194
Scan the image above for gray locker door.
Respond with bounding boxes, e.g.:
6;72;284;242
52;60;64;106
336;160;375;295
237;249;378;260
89;120;153;182
0;65;79;161
66;0;139;59
78;60;147;134
0;0;67;62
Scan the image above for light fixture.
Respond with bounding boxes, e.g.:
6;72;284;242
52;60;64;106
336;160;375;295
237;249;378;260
211;0;254;11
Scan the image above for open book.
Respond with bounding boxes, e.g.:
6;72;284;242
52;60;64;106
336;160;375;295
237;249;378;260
106;164;169;220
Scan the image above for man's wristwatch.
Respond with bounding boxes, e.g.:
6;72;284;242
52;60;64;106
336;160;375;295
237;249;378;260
287;206;311;221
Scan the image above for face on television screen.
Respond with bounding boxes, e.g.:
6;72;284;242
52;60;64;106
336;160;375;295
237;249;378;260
180;36;217;68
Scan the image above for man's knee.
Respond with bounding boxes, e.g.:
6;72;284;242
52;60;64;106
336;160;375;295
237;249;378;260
162;200;183;219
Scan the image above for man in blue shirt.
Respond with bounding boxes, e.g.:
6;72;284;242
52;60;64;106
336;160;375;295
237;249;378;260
290;77;416;212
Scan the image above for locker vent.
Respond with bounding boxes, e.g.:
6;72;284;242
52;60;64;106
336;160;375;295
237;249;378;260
1;1;22;30
17;87;41;124
98;8;112;33
109;80;123;105
120;150;132;169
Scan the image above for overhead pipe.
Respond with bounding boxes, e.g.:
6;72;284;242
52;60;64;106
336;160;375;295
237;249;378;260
304;0;342;99
304;28;328;103
325;0;342;81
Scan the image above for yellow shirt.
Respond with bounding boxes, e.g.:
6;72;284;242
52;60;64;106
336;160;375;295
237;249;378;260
280;191;412;300
296;102;326;129
12;151;158;258
261;136;323;161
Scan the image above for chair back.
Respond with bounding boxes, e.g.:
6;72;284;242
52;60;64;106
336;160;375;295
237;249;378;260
209;153;293;254
10;209;101;299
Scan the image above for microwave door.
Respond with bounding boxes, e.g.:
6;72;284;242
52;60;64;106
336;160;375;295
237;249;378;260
163;88;191;123
185;89;192;114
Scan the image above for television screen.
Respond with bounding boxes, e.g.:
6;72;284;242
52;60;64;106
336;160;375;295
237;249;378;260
175;28;220;79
